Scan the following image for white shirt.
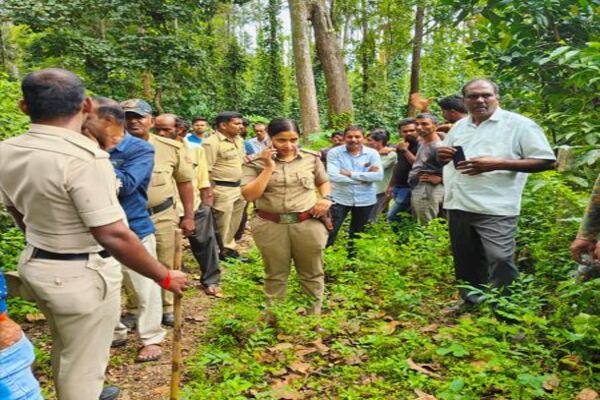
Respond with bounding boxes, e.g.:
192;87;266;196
442;108;555;216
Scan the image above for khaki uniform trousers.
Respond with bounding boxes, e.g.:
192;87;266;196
411;182;445;225
18;245;122;400
114;234;165;346
251;216;328;314
213;185;246;251
150;206;179;313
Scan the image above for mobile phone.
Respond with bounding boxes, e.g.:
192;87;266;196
452;146;466;167
270;145;277;159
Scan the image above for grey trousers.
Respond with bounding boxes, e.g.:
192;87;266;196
447;209;519;304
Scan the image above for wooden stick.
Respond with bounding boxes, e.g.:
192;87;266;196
170;228;183;400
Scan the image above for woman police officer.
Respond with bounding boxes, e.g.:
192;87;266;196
241;118;332;314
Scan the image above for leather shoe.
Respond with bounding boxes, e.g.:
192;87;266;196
120;313;137;331
111;338;127;348
162;312;175;327
99;386;120;400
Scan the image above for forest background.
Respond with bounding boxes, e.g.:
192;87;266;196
0;0;600;399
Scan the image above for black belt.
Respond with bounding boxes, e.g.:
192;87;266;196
213;180;241;187
148;197;174;215
32;248;111;261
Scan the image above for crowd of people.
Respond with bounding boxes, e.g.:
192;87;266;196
7;67;600;400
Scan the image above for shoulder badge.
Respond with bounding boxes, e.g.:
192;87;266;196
64;136;108;159
153;134;183;149
299;148;320;157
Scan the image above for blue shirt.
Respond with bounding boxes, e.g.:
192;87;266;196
184;133;203;147
244;139;255;155
0;271;6;314
109;132;155;239
327;145;383;207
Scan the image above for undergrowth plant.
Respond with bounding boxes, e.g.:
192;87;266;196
181;172;600;399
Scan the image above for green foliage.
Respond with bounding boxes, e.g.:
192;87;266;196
330;112;354;130
182;173;599;398
0;74;28;140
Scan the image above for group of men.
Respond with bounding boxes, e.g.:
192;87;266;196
0;68;562;400
0;68;262;400
321;79;556;314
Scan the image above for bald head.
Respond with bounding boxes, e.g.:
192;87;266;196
21;68;86;122
155;113;179;140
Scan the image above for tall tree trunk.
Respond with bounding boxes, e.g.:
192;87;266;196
360;0;369;97
407;2;425;117
289;0;320;135
142;71;153;101
307;0;353;129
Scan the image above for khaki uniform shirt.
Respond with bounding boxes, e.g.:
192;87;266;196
242;149;328;214
202;131;245;183
177;145;210;215
0;124;124;253
147;134;193;208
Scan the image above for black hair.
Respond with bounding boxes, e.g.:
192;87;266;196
214;111;243;128
344;125;364;136
415;113;439;125
192;116;207;124
175;116;190;130
397;118;416;129
368;128;389;145
266;118;299;138
331;130;343;138
437;95;467;113
22;68;85;122
92;96;125;126
242;118;250;127
461;78;500;96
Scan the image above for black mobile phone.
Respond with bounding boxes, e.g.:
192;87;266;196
453;146;466;167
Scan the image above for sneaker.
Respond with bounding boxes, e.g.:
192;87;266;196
161;312;175;327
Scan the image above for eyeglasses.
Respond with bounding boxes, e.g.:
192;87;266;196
464;93;496;100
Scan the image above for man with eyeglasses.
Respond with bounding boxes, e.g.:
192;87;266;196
436;78;556;315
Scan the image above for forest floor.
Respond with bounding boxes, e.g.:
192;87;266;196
22;233;253;400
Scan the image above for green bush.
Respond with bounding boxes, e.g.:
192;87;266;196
181;172;600;399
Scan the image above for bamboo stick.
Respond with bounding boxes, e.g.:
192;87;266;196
170;228;183;400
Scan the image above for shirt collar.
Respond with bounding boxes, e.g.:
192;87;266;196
216;130;239;143
29;123;82;138
342;144;366;155
467;107;503;126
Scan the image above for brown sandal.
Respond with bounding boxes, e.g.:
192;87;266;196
135;344;162;363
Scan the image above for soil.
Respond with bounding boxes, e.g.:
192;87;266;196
20;232;253;400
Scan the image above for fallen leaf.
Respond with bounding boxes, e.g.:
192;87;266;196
420;323;439;333
407;358;442;379
308;339;329;354
382;320;401;335
277;334;295;341
542;375;560;392
269;385;303;400
271;368;288;377
559;355;582;372
344;354;364;365
289;362;311;374
255;352;276;363
185;315;205;322
269;343;294;353
576;389;599;400
151;385;170;396
414;389;437;400
294;346;318;357
25;313;46;322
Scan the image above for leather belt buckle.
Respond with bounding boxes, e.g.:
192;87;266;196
279;213;299;224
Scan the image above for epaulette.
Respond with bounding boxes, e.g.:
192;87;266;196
64;135;109;159
153;134;184;149
299;148;320;157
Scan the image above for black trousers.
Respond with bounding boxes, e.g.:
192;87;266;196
327;203;375;257
188;205;221;286
447;209;519;304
